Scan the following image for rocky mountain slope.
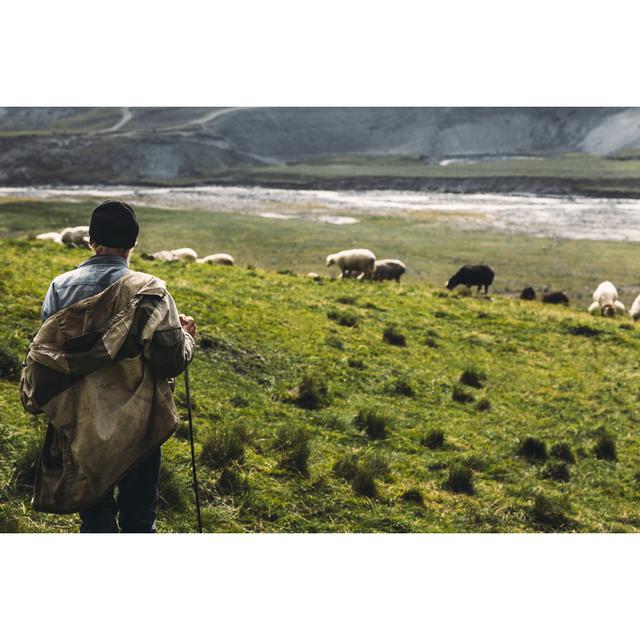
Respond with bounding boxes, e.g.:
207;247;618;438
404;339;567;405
1;107;640;186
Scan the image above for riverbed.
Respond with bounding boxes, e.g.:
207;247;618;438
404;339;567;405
2;185;640;241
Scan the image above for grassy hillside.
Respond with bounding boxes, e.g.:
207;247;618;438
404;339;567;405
2;239;640;532
206;154;640;198
3;198;640;311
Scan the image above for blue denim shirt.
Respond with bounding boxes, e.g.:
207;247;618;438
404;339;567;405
41;255;131;322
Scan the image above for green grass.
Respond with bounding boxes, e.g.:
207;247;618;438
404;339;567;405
6;198;640;312
196;153;640;197
3;236;640;532
242;153;640;180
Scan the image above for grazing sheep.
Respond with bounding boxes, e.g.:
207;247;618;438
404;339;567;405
588;281;625;317
542;291;570;305
146;248;198;262
196;253;235;266
629;294;640;321
445;264;494;294
326;249;376;280
35;232;63;244
60;226;90;248
520;286;536;301
370;259;406;282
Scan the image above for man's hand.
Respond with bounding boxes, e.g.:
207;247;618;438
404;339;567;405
179;314;197;338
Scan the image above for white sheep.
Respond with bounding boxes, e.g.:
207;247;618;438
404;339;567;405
588;281;626;317
148;248;198;262
196;253;235;266
326;249;376;280
629;294;640;321
60;226;90;248
35;232;63;244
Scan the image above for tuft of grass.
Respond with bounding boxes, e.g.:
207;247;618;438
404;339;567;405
198;334;216;350
400;488;424;506
0;346;20;380
550;442;576;464
327;308;359;327
216;466;248;495
475;398;491;412
531;494;571;531
325;334;345;350
452;384;475;404
347;357;366;369
294;374;329;410
351;470;377;497
274;424;311;476
517;436;548;462
421;428;445;449
336;296;358;305
445;464;475;495
463;454;488;471
354;408;389;440
332;453;359;482
320;412;350;431
389;376;415;397
594;434;617;461
362;451;390;478
383;324;406;347
231;395;250;408
200;422;248;470
459;367;486;389
333;451;389;498
567;325;602;338
542;461;571;482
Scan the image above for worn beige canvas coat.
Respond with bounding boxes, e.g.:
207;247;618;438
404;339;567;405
20;271;195;514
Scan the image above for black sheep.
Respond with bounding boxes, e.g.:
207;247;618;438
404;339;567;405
542;291;569;305
445;265;495;294
520;286;536;300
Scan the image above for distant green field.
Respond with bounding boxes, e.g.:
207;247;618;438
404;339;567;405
246;153;640;180
2;198;640;311
3;239;640;532
180;153;640;197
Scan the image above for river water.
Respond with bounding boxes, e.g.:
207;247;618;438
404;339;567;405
2;184;640;242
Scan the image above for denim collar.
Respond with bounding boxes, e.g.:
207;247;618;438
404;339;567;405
78;255;129;269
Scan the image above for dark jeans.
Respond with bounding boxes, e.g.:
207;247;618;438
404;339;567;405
79;448;162;533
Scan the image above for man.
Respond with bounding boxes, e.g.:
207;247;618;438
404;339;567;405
20;200;196;533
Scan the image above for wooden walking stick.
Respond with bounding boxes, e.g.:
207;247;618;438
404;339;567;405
184;363;203;533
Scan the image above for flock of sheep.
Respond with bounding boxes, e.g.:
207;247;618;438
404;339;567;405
324;249;406;282
320;249;640;322
519;278;640;320
34;230;640;321
35;226;236;266
35;226;91;247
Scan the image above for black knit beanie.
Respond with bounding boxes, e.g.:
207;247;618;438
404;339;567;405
89;200;139;249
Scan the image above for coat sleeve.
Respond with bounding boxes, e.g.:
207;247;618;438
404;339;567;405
139;292;195;378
